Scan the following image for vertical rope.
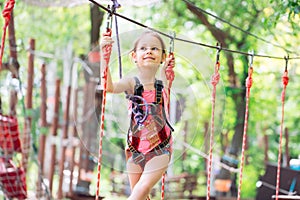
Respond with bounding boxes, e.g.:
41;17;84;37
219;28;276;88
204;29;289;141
0;0;15;68
166;52;175;99
95;29;112;200
275;67;289;200
206;57;220;200
237;65;253;200
161;172;166;200
162;35;175;200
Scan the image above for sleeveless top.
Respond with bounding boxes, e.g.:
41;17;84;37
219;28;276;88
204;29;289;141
127;84;172;154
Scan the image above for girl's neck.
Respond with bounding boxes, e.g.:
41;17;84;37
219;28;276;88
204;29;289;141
137;70;156;84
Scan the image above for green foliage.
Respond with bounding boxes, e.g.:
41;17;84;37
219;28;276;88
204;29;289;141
1;0;300;198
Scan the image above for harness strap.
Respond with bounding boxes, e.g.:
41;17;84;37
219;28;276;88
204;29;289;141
128;134;171;154
155;80;163;104
128;77;173;154
133;77;144;96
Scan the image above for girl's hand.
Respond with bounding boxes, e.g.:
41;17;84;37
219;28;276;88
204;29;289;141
100;36;114;49
161;56;175;84
162;57;174;71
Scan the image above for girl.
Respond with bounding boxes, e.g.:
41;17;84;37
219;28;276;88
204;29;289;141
100;31;174;200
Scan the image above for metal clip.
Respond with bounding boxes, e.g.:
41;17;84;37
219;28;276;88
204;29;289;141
133;153;145;164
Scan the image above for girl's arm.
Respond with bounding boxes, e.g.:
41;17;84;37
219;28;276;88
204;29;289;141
100;36;132;94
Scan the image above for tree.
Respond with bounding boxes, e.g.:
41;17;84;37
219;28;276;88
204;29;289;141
129;0;299;197
177;0;299;197
75;3;105;195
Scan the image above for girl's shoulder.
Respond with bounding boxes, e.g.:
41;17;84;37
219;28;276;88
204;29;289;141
121;76;135;94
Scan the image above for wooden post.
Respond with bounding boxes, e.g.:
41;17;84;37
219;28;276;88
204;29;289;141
22;38;35;172
25;39;34;112
8;10;17;63
57;78;72;199
36;63;47;198
38;63;47;173
76;81;98;193
49;79;61;194
8;9;19;116
68;89;78;197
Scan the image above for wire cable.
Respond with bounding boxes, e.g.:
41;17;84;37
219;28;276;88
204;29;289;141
182;0;297;55
88;0;300;61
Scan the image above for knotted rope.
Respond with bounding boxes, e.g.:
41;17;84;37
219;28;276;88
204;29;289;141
161;34;176;200
237;63;253;200
275;59;289;200
206;47;221;200
166;52;175;89
95;27;113;200
0;0;15;69
95;2;120;199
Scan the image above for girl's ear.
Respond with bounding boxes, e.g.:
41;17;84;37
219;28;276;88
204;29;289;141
130;51;137;63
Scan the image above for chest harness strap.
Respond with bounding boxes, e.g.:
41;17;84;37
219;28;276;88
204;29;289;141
127;77;174;158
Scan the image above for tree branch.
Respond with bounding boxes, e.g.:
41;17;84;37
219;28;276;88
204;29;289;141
185;2;237;86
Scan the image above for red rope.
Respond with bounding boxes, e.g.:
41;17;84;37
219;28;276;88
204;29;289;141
275;70;289;200
166;53;175;87
0;0;15;69
95;29;112;200
161;172;166;200
166;52;175;108
206;60;220;200
237;66;253;200
161;52;175;200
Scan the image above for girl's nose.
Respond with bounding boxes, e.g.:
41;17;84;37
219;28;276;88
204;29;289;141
145;48;153;54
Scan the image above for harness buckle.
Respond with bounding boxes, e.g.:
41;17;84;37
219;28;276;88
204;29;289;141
153;145;164;155
133;153;145;164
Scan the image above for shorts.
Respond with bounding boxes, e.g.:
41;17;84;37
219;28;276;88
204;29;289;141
126;144;171;170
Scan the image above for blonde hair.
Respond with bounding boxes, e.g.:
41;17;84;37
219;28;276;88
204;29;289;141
132;31;166;54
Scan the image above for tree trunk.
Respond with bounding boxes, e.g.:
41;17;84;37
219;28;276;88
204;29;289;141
185;2;249;197
76;4;105;195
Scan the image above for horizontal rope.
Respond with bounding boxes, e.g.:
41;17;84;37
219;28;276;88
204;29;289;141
183;0;297;55
88;0;300;61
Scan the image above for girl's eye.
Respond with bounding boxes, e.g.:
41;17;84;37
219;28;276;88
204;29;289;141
137;46;161;52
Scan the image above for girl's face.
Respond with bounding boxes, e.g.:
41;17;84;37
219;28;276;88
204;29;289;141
132;34;166;68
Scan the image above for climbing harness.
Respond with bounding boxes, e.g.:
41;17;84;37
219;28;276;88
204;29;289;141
126;77;173;200
206;43;221;200
0;0;15;69
126;77;173;161
237;52;254;200
274;56;289;200
95;1;120;200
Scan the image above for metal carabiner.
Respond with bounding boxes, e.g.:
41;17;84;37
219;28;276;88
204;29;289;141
168;31;176;54
216;42;222;64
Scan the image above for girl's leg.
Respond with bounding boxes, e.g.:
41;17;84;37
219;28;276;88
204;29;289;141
126;160;142;190
127;154;169;200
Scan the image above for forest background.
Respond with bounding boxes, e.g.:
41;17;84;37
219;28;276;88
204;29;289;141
0;0;299;199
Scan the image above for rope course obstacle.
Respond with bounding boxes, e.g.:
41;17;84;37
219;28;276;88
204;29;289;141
0;114;27;199
0;0;299;199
